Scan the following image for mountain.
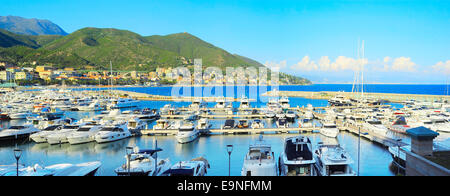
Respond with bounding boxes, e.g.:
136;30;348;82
0;27;311;84
0;16;68;36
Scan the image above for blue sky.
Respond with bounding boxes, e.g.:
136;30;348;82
1;0;449;83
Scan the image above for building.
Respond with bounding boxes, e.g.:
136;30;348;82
15;72;33;80
35;66;53;73
39;71;54;80
0;71;14;81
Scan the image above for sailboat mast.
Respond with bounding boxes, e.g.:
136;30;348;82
361;40;365;99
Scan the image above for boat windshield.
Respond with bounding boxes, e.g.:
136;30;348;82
9;126;25;129
287;165;312;176
44;126;60;131
435;120;446;124
328;165;349;175
77;127;92;132
324;125;337;128
63;126;79;129
179;128;193;132
368;121;382;125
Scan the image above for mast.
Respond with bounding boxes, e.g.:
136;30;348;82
361;40;365;99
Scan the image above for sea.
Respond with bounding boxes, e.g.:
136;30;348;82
1;84;449;176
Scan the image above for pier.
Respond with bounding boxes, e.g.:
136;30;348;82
142;127;325;136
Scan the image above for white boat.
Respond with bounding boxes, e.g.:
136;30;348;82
30;125;63;143
320;122;339;138
279;136;317;176
127;118;146;134
197;118;211;132
153;119;170;130
109;98;139;109
0;124;40;141
162;157;210;176
251;119;264;129
46;124;84;145
115;147;171;176
78;101;103;111
67;124;102;145
267;98;281;113
3;161;102;176
276;112;286;119
304;111;314;120
285;111;297;120
240;96;250;109
265;111;276;118
94;122;131;143
176;122;200;144
241;136;277;176
363;117;389;136
215;97;227;108
279;96;290;109
189;99;207;109
298;118;314;128
8;111;36;120
314;144;356;176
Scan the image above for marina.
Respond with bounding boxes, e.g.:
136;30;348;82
1;84;449;176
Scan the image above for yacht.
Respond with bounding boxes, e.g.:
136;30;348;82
137;108;159;121
94;122;131;143
154;119;170;130
240;96;250;109
241;136;277;176
78;101;103;111
215;97;227;109
30;125;63;143
298;118;314;128
279;136;317;176
46;124;84;145
267;98;281;113
363;117;389;136
189;99;207;109
237;119;250;129
197;118;211;132
276;118;289;129
67;124;102;145
0;124;40;141
176;122;200;144
328;95;352;107
304;111;314;121
279;96;290;109
285;111;297;120
109;98;139;109
223;119;235;129
115;147;171;176
265;111;276;119
251;120;264;129
320;121;339;138
9;111;36;120
387;116;411;134
162;157;210;176
314;144;356;176
127;118;146;135
276;112;286;119
2;161;101;176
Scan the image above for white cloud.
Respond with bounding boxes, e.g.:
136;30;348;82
432;60;450;75
391;57;417;72
383;56;391;63
318;56;331;71
291;56;318;71
264;60;287;71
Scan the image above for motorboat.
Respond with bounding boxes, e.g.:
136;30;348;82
237;119;250;129
276;112;286;119
328;95;352;107
276;118;289;129
8;111;36;120
215;97;227;109
285;111;297;120
0;124;40;141
304;111;314;121
240;96;251;109
115;147;171;176
127;118;146;135
387;116;411;134
267;98;281;113
279;96;290;109
94;122;131;143
153;119;170;130
30;125;63;143
363;117;389;136
2;161;101;176
279;136;317;176
251;119;264;129
162;157;210;176
298;118;314;128
176;122;200;144
265;111;276;118
241;135;277;176
314;144;356;176
223;119;235;129
78;101;103;111
197;118;211;132
320;121;339;138
189;99;207;109
67;124;102;145
137;108;159;121
46;124;84;145
109;98;139;109
183;111;199;121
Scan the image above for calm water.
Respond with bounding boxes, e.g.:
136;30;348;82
5;84;449;176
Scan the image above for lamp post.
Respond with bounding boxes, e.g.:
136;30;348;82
13;148;22;177
358;126;361;176
396;139;402;175
226;145;233;176
126;146;134;176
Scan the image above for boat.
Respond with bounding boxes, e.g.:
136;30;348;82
46;124;84;145
279;96;290;109
94;122;131;143
215;97;227;109
0;124;40;141
276;112;286;119
279;136;317;176
67;124;102;145
241;135;277;176
162;157;210;176
127;118;146;135
115;147;171;176
176;122;200;144
8;111;36;120
276;118;289;129
77;101;103;111
267;98;281;113
223;119;235;129
320;121;339;138
328;95;352;107
109;98;139;109
2;161;102;176
183;111;199;121
154;119;170;130
363;117;389;136
285;111;297;120
237;119;250;129
251;119;264;129
304;111;314;121
298;118;314;128
265;111;276;118
240;96;250;109
30;125;63;143
387;116;411;134
314;143;356;176
137;108;159;121
197;118;211;132
189;99;207;109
